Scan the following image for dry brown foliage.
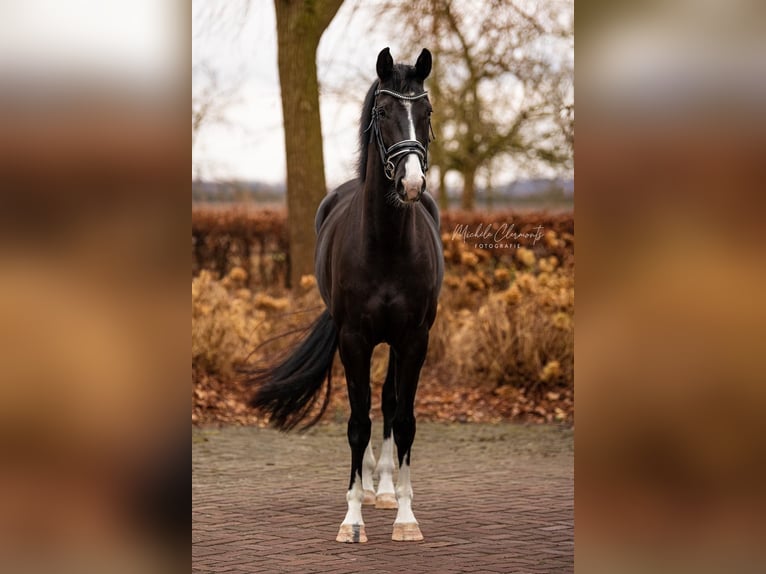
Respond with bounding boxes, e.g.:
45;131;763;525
191;207;574;426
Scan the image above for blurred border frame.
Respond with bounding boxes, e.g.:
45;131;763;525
576;0;766;572
0;1;191;571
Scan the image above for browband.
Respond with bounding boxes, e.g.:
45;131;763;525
375;89;429;101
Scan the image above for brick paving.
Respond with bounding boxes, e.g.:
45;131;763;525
193;423;573;573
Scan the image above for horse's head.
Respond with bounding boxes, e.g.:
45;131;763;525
373;47;432;203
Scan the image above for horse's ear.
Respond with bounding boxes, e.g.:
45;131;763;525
376;47;394;82
415;48;432;80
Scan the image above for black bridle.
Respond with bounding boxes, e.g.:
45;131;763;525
365;87;434;181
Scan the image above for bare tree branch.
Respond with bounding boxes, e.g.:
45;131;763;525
369;0;573;208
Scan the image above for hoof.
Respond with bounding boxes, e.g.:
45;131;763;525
336;523;367;543
392;522;423;542
363;490;376;505
375;493;398;509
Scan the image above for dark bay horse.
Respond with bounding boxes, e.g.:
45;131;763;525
249;47;443;543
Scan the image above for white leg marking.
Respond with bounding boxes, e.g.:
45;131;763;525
375;437;396;497
341;471;365;526
394;462;417;525
337;470;368;542
362;440;376;493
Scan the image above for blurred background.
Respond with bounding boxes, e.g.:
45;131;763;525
576;1;766;572
191;0;577;461
191;0;576;433
0;1;188;572
192;0;574;209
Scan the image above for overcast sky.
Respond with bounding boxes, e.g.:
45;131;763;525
192;0;571;189
193;0;416;188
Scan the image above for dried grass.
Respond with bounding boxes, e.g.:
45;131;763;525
192;267;325;377
193;213;574;416
428;260;573;394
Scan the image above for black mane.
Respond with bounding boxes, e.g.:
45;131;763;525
357;63;424;181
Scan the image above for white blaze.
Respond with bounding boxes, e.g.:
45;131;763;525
401;101;424;199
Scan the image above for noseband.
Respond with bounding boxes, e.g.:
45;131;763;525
365;88;432;181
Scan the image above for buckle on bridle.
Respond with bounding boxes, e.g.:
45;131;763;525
384;160;396;180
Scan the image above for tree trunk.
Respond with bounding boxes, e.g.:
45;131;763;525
274;0;342;287
461;166;477;210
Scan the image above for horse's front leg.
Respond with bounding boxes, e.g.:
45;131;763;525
336;328;373;543
391;330;428;541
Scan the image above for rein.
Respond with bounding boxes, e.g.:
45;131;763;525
365;87;432;181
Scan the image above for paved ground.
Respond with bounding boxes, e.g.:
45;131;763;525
193;422;573;573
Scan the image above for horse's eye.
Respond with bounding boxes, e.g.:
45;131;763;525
377;107;387;119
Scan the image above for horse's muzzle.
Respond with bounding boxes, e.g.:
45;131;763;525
396;175;425;203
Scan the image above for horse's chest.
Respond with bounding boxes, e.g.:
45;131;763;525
355;286;422;334
367;287;409;314
334;255;435;339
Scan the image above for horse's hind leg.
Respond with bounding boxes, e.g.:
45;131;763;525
391;332;428;542
361;353;381;506
362;440;376;505
375;347;398;509
336;329;372;543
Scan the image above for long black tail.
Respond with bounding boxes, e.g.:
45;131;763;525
246;309;338;431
